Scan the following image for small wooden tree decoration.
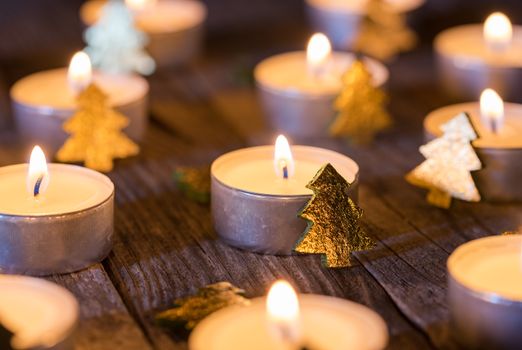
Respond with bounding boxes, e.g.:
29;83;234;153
406;112;482;209
330;59;391;145
294;163;375;268
84;0;155;75
353;0;416;61
57;84;139;172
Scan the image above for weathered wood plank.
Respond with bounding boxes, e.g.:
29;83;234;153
49;266;152;350
189;48;522;350
103;144;433;350
91;58;437;349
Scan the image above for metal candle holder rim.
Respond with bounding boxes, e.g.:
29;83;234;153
447;235;522;307
435;24;522;69
424;102;522;150
254;52;388;100
211;145;360;196
305;0;425;14
10;69;150;113
80;0;208;34
189;294;389;350
0;163;115;218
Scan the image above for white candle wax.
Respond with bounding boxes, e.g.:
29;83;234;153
11;68;148;111
255;52;388;97
435;25;522;68
190;295;388;350
449;235;522;301
424;102;522;149
81;0;207;34
0;163;113;216
306;0;424;14
0;275;78;349
212;145;359;196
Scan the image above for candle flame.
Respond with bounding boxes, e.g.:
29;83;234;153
484;12;513;52
67;51;92;94
480;88;504;133
307;33;332;79
125;0;157;11
274;135;295;179
266;280;300;344
27;146;50;198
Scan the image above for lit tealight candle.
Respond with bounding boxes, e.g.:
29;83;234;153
448;235;522;349
484;12;513;53
479;88;504;133
305;0;424;50
0;146;115;275
0;275;79;349
11;50;149;155
189;279;389;350
424;89;522;201
211;136;359;254
254;34;388;137
435;12;522;100
80;0;207;67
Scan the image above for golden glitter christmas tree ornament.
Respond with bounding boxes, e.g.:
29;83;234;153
56;84;139;172
406;112;482;209
294;163;375;268
173;166;211;204
330;59;392;145
156;282;250;330
353;0;417;61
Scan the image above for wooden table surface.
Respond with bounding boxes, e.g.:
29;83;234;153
1;1;521;349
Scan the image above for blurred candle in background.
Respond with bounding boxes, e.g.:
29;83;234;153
435;11;522;101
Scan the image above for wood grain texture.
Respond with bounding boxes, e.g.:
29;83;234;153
1;1;522;350
49;266;152;350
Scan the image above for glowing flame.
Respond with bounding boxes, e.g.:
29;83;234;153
266;280;300;344
67;51;92;93
480;88;504;133
27;146;49;198
484;12;513;52
274;135;295;179
125;0;157;11
306;33;332;79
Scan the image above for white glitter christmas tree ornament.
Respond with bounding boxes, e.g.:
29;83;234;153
84;0;156;75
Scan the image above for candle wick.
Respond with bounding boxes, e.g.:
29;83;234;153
491;118;497;134
283;165;289;179
34;174;44;197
